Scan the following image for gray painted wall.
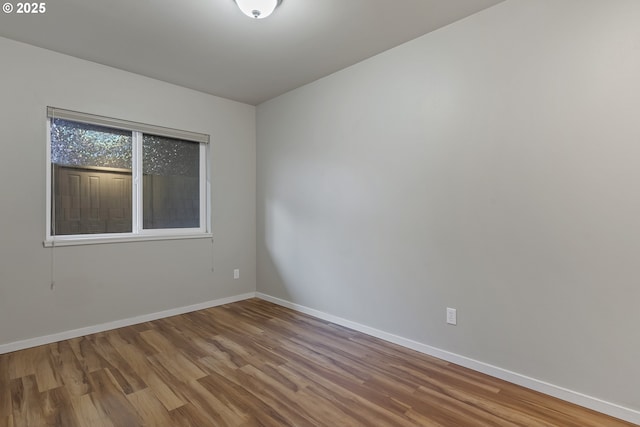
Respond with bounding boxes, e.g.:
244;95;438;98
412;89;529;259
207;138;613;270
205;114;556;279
0;37;256;345
257;0;640;411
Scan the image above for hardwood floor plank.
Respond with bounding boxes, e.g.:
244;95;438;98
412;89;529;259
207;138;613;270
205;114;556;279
410;384;526;427
403;409;445;427
89;336;147;394
86;369;144;427
197;370;297;427
41;386;81;427
296;386;368;426
173;379;251;426
49;341;91;397
229;360;321;425
169;403;236;427
168;403;212;427
152;322;210;360
34;345;62;393
111;328;158;357
69;393;115;427
238;363;344;426
202;335;250;368
8;349;38;380
278;358;420;426
71;337;106;373
109;342;185;411
147;352;207;383
0;298;636;426
126;388;175;426
138;329;177;355
0;355;12;418
10;375;46;427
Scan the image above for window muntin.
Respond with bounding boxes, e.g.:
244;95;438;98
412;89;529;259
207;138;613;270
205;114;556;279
46;108;210;245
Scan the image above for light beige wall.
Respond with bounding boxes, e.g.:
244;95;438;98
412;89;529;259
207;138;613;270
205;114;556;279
0;37;256;345
257;0;640;412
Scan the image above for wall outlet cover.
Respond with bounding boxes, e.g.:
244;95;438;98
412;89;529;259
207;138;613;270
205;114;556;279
447;307;457;325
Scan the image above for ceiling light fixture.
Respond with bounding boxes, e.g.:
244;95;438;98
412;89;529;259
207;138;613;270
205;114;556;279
234;0;282;19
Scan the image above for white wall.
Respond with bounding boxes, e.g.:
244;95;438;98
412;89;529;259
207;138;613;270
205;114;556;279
0;37;256;346
257;0;640;415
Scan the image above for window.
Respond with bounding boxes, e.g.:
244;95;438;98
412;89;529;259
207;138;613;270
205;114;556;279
45;107;210;246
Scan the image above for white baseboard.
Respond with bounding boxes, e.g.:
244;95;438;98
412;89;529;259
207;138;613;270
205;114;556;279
256;292;640;426
0;292;256;355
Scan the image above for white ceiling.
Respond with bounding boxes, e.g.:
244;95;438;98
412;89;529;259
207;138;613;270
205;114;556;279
0;0;504;105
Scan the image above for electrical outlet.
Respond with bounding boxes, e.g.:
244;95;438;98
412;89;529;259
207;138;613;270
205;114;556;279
233;269;240;279
446;307;457;325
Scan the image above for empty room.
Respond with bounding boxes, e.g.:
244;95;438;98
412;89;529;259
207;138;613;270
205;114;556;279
0;0;638;425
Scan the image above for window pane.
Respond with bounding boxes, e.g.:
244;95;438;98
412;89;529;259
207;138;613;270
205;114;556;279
51;119;132;169
143;135;200;229
51;119;132;235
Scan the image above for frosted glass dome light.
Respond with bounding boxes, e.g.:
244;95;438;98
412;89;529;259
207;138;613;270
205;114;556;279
234;0;282;19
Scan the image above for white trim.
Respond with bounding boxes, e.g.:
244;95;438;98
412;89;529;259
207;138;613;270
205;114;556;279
255;292;640;426
0;292;256;355
45;118;53;238
133;130;143;233
199;142;208;232
43;232;213;247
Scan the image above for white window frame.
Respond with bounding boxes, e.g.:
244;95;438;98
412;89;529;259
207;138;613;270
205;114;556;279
45;107;212;247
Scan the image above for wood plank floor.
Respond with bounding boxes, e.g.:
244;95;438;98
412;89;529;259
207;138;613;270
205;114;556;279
0;298;635;426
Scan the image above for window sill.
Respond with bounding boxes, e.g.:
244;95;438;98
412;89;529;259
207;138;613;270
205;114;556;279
43;233;213;247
